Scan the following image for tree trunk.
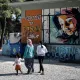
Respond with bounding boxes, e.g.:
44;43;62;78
0;29;4;48
0;18;5;49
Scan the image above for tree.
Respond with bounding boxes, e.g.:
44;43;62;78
0;2;11;48
0;0;21;48
11;0;25;2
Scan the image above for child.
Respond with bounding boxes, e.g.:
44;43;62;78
13;53;23;75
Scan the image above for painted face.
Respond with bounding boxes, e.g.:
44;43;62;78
58;15;77;36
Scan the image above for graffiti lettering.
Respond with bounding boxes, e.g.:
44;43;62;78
26;15;41;21
55;46;80;55
47;45;80;61
23;26;41;32
29;21;34;25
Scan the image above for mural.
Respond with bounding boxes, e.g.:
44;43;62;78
50;8;80;44
45;45;80;62
9;33;21;56
21;9;42;43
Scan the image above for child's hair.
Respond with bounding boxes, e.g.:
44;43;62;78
16;52;21;58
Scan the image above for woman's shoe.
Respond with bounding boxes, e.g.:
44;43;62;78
32;69;34;73
26;71;32;74
26;70;30;74
38;71;41;73
40;71;44;75
26;72;29;74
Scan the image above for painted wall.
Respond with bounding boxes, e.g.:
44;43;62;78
46;45;80;62
50;8;80;44
9;33;21;44
21;9;42;44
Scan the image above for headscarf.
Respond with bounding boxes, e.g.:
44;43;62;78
27;39;33;46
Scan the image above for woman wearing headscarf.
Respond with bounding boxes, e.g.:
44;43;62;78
36;41;48;75
23;39;34;74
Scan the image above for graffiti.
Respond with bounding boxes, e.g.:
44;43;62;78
50;8;80;44
21;9;42;43
28;34;39;39
25;15;41;26
29;21;34;25
23;25;41;39
25;15;41;21
24;26;41;32
56;46;80;54
45;44;80;61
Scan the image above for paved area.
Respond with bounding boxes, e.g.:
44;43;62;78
0;56;80;80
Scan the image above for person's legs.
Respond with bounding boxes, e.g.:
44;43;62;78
26;58;32;74
38;56;42;73
16;70;18;75
31;57;34;72
20;69;23;74
41;56;44;71
24;58;30;74
24;58;28;68
40;56;44;75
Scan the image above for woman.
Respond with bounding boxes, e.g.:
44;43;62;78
23;39;34;74
36;41;48;75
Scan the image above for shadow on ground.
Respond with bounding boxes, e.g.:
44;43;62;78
0;73;16;76
0;72;41;76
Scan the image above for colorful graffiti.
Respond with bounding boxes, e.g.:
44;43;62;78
46;45;80;61
21;9;42;44
50;8;80;44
